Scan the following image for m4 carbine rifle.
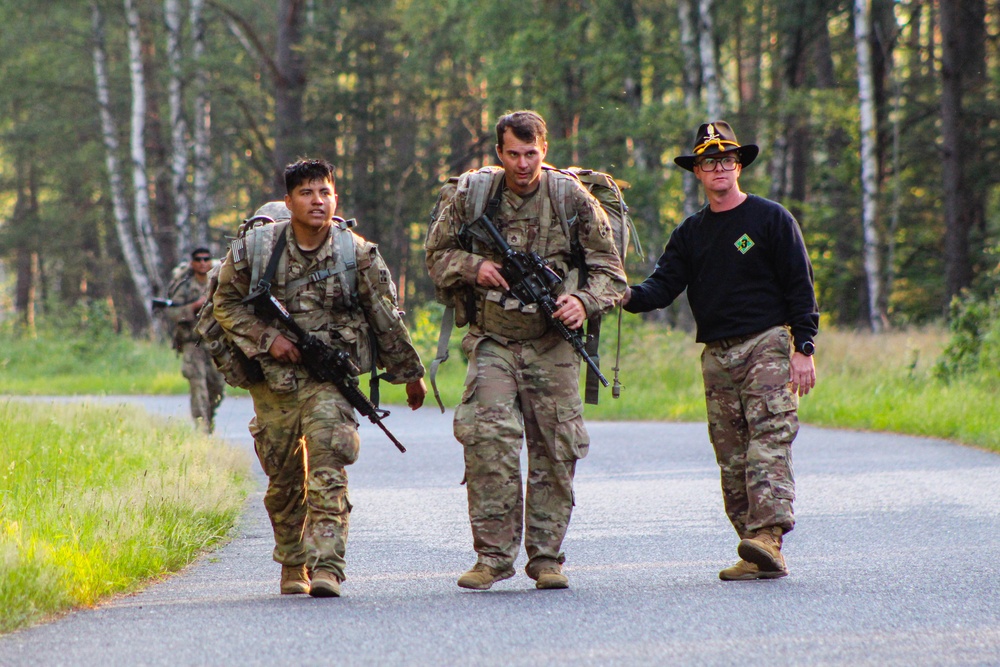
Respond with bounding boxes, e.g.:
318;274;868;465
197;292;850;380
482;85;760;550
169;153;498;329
242;286;407;453
461;212;608;388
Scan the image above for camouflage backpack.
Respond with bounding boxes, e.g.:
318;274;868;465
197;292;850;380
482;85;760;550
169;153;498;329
426;165;643;409
162;261;195;350
193;201;361;389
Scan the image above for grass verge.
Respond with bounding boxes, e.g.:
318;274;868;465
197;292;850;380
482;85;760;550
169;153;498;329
385;309;1000;454
0;400;253;634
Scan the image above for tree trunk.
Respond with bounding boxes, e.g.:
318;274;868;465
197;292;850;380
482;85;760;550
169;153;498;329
854;0;884;332
91;1;154;328
191;0;212;246
124;0;164;289
940;0;986;304
697;0;721;118
678;0;701;218
164;0;192;255
273;0;307;195
12;161;39;323
619;0;648;171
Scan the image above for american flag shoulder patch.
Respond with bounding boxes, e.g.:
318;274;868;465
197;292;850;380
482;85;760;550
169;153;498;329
230;238;247;264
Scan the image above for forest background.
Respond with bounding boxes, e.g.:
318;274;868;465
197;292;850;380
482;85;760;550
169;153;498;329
0;0;997;343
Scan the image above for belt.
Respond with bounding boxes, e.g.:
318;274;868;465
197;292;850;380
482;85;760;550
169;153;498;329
706;328;773;351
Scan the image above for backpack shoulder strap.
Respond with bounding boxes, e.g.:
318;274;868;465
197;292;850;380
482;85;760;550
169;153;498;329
461;167;505;221
256;224;288;290
246;221;291;290
283;218;358;309
543;165;577;227
335;219;358;305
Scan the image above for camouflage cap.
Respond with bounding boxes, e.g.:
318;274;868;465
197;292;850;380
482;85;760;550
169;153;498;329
246;201;291;223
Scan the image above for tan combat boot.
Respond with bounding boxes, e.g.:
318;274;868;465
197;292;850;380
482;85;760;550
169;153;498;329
719;559;787;581
280;564;310;595
535;566;569;590
309;570;341;598
457;563;515;590
737;527;788;576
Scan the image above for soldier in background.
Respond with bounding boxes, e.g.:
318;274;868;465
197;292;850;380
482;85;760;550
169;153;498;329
622;121;819;581
425;110;626;591
164;247;226;434
213;159;426;598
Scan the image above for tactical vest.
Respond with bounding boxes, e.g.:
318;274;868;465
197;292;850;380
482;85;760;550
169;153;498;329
427;165;643;408
195;217;363;389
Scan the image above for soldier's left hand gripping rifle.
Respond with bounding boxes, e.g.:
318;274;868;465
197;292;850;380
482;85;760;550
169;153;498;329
461;212;609;388
242;285;407;453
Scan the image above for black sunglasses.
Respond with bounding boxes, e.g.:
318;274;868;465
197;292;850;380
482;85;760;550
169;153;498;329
193;256;212;261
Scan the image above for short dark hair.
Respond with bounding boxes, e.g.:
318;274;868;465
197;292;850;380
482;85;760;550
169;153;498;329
190;247;211;259
496;110;547;149
284;158;335;194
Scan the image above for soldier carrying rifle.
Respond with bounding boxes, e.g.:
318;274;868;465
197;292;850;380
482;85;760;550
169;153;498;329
161;247;226;434
213;158;427;598
426;110;626;591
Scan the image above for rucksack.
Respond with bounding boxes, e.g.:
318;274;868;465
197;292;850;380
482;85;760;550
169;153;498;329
164;261;195;351
193;204;361;390
166;261;194;296
426;165;643;409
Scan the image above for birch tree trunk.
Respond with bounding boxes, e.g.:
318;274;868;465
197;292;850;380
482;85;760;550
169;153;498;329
678;0;701;218
91;1;154;327
664;0;702;333
124;0;164;288
191;0;212;246
698;0;721;119
854;0;884;332
164;0;191;255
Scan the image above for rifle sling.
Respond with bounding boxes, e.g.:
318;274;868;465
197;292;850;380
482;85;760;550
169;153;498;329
584;315;602;405
258;226;287;290
430;305;455;413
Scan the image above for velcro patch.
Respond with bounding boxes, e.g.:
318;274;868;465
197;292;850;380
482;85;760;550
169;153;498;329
230;238;247;264
379;268;390;284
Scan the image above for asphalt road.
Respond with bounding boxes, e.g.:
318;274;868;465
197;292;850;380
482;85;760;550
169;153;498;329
1;395;999;666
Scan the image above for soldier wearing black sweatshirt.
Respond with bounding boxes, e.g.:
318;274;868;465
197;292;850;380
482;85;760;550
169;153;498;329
623;121;819;582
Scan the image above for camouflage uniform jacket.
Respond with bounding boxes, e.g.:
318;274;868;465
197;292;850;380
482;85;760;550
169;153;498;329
164;271;210;346
425;169;626;339
213;222;424;392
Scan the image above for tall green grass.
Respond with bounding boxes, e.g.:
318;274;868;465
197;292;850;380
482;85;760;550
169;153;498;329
0;310;186;395
800;328;1000;450
0;400;252;633
387;306;999;453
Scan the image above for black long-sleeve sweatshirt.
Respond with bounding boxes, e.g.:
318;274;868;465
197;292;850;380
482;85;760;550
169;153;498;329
624;194;819;349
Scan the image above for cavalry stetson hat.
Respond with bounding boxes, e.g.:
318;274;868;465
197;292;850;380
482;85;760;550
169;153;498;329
673;121;759;172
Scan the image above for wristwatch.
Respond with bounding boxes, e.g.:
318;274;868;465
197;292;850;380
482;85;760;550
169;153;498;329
796;340;816;356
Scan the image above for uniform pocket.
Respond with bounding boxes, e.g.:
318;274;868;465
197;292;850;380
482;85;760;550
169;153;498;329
536;397;590;461
262;361;298;394
765;389;798;415
453;378;479;446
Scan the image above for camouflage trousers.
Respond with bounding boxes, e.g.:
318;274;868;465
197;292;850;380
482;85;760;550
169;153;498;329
180;342;225;434
248;375;360;581
701;326;798;538
454;331;589;578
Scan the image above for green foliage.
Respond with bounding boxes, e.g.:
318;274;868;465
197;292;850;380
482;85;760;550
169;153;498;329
2;0;999;332
934;250;1000;384
0;400;252;633
0;304;186;395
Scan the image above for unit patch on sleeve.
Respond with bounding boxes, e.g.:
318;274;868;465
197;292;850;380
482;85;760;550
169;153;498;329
734;233;755;254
